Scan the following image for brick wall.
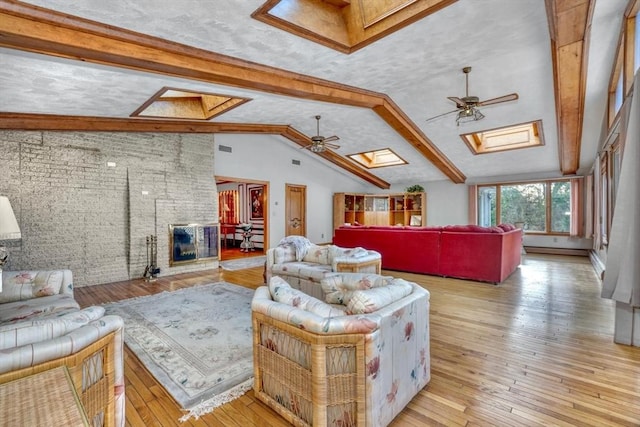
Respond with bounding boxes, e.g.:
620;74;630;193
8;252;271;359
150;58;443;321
0;131;217;287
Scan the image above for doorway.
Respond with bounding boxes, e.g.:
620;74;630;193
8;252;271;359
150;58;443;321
216;175;269;261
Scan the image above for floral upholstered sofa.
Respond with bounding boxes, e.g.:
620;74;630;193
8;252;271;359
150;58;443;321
265;237;382;300
0;269;125;427
252;273;430;426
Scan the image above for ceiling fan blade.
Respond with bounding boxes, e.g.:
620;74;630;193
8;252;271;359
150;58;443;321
323;135;340;143
325;142;341;149
425;109;459;122
447;96;467;108
478;93;519;106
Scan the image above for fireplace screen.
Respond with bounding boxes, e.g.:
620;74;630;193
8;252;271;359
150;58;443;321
169;223;219;266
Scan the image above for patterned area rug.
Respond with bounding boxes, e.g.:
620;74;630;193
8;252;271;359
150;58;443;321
220;255;266;271
103;282;254;421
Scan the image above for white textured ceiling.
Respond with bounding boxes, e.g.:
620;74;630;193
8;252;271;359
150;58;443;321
0;0;629;186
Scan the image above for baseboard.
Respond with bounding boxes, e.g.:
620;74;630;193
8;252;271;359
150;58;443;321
524;246;589;257
589;250;605;280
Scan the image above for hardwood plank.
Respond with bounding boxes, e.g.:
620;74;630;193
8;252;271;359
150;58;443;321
73;254;640;426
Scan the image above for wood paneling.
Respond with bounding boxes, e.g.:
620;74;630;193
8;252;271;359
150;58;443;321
545;0;594;175
75;254;640;426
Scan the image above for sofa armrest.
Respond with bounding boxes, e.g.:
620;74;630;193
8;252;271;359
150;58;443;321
0;314;124;374
0;306;105;350
252;286;382;335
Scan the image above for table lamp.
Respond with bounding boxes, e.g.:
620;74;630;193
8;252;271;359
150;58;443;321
0;196;22;292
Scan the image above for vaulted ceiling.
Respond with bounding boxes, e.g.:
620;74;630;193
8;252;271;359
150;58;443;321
0;0;629;188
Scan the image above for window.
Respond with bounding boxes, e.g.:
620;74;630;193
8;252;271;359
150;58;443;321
131;87;250;120
614;73;624;114
609;0;639;122
477;186;496;227
477;180;571;234
460;120;544;155
550;181;571;233
600;155;609;246
501;183;546;231
635;15;640;73
348;148;407;168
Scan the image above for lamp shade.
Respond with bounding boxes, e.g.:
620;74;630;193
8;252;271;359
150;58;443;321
0;196;21;240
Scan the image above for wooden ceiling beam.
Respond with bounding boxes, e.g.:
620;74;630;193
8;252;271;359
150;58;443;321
0;112;390;189
0;1;463;184
374;97;465;183
545;0;594;175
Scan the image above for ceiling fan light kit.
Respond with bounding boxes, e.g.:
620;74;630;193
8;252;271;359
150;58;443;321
303;115;340;153
456;107;485;126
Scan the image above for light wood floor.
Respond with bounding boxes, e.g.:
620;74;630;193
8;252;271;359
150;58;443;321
74;254;640;426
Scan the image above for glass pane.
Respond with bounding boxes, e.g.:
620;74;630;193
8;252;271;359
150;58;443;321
500;183;546;231
550;181;571;233
477;186;496;227
635;16;640;74
615;73;623;113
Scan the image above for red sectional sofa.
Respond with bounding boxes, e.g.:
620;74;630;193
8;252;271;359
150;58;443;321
333;224;522;284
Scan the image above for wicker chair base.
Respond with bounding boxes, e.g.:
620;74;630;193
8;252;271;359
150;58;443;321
253;312;367;427
0;332;118;427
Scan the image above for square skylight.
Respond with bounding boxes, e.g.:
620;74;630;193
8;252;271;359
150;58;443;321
460;120;545;154
348;148;407;168
131;87;250;120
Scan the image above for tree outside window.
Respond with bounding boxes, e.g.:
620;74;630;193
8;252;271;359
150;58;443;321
477;180;571;234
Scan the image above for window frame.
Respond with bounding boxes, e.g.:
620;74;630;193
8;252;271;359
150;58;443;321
608;0;639;125
476;179;572;236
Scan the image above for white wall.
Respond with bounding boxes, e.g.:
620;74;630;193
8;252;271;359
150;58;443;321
214;134;375;247
389;180;468;226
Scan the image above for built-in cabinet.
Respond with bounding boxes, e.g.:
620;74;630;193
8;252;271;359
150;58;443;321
333;192;426;230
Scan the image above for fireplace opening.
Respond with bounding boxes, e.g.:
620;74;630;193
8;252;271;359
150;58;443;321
169;223;219;266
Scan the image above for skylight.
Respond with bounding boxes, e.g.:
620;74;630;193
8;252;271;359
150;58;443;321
348;148;407;168
460;120;544;155
252;0;454;53
131;87;250;120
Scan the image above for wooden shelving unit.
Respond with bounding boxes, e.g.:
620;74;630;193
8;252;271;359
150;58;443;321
333;192;426;230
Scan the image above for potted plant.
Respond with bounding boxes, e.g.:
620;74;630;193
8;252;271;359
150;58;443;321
405;184;424;193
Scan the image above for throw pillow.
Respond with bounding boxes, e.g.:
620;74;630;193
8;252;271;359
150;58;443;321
269;276;344;317
321;274;391;305
346;279;414;314
498;223;516;231
0;270;64;303
32;270;64;297
302;245;330;265
273;245;296;264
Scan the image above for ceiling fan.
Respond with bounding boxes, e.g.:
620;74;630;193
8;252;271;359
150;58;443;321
426;66;519;126
302;115;340;153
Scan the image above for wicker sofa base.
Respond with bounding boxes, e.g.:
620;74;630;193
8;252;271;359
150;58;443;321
0;332;118;427
253;312;367;427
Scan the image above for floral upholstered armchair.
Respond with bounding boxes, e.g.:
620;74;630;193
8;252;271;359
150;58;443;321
252;273;430;427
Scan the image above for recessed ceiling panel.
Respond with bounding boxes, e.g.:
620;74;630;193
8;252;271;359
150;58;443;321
131;87;251;120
